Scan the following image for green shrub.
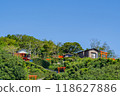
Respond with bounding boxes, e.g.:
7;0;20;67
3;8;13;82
0;49;28;80
32;58;50;68
44;57;120;80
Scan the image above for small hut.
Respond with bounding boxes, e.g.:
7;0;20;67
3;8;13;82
14;49;31;61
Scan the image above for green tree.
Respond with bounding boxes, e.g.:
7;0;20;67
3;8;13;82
60;42;83;54
0;37;18;46
90;39;116;58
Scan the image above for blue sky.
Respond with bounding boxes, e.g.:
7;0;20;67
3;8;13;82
0;0;120;57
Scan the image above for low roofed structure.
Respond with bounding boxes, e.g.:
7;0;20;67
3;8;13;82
14;49;31;61
78;48;99;59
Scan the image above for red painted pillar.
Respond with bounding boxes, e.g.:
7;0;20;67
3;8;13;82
101;51;102;58
106;54;107;59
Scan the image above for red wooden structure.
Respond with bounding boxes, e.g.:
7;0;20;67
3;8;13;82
109;58;115;60
100;51;108;59
58;55;64;58
14;53;26;58
46;58;51;61
14;53;31;61
113;58;115;60
23;57;30;61
29;75;37;80
100;51;115;60
58;67;66;73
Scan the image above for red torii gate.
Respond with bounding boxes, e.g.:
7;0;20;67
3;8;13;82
58;67;66;73
100;51;108;59
100;51;116;60
29;75;37;80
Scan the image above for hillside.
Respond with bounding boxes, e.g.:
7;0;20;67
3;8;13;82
0;49;55;80
0;34;119;80
44;58;120;80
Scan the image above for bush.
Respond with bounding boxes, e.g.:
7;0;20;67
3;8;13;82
32;58;50;68
44;57;120;80
0;49;28;80
25;61;56;79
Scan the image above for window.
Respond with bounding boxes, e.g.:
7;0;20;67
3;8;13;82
91;53;96;58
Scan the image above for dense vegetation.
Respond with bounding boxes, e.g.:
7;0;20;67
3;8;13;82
0;34;116;58
0;34;84;58
25;61;56;79
44;58;120;80
0;49;28;80
0;34;118;80
0;49;55;80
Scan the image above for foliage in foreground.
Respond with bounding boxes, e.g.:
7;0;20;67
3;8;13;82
0;49;55;80
25;61;56;79
44;58;120;80
0;49;28;80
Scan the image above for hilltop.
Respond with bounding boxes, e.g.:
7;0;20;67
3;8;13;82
0;34;119;80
